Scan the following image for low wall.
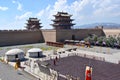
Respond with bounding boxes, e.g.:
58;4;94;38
0;30;44;46
103;29;120;37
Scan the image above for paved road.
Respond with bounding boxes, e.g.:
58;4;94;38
0;62;38;80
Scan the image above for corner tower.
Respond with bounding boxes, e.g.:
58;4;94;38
25;18;42;30
51;12;75;29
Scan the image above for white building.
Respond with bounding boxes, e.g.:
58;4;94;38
5;49;25;61
27;48;43;58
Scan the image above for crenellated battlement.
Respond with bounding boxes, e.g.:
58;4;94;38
0;29;44;46
0;28;109;47
0;29;41;32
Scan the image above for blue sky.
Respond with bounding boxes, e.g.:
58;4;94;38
0;0;120;30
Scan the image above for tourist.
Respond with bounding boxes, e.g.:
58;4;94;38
53;59;56;65
55;56;58;61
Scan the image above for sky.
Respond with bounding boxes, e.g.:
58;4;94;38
0;0;120;30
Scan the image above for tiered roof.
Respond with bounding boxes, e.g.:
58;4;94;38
53;12;72;17
25;18;42;30
51;12;75;29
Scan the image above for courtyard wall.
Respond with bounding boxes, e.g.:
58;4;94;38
0;30;44;46
41;30;56;42
0;29;107;46
56;29;105;42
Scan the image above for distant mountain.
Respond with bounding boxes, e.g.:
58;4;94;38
73;23;120;29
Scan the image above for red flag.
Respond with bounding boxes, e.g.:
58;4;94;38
85;66;92;80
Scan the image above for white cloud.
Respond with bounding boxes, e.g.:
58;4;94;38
93;0;120;18
1;0;120;30
0;6;8;11
15;12;32;20
36;5;52;29
53;0;68;12
37;5;51;18
17;2;22;11
36;0;89;28
0;20;25;30
46;5;51;11
99;0;111;8
71;0;89;12
12;0;16;3
47;0;89;24
37;10;44;17
31;0;120;29
69;0;90;22
12;0;23;11
91;0;101;8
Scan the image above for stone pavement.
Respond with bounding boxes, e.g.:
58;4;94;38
63;45;120;64
0;62;38;80
0;43;120;80
76;49;120;64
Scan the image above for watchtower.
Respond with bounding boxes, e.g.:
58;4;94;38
51;12;75;29
25;18;42;30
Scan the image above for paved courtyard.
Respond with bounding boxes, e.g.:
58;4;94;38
0;62;38;80
0;43;120;80
46;56;120;80
0;43;120;57
65;45;120;54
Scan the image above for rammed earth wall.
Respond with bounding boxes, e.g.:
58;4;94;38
56;29;105;42
0;28;116;46
0;30;44;46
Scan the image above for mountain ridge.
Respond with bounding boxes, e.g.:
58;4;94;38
73;23;120;29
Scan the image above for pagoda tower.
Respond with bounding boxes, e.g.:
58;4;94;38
51;12;75;29
25;18;42;30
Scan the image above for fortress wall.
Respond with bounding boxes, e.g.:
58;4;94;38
41;30;56;42
56;29;105;42
0;30;44;46
0;29;109;46
103;29;120;37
